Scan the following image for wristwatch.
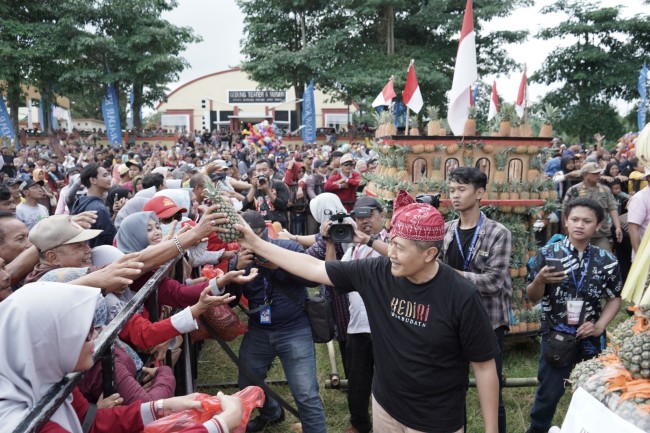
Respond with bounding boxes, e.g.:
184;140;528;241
366;234;379;248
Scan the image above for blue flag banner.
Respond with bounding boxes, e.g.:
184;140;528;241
302;80;316;144
102;84;122;147
0;97;16;139
472;85;479;106
638;64;648;131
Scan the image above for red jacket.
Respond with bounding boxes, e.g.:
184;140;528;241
323;171;361;212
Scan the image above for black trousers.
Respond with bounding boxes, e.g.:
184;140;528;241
345;333;374;433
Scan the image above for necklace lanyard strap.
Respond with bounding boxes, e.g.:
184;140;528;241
561;246;591;295
454;213;485;271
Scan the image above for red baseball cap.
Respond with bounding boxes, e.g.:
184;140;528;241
144;196;187;219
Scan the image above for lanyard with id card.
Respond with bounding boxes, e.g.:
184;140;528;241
561;246;591;325
248;277;273;324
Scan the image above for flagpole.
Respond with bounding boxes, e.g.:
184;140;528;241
406;107;410;136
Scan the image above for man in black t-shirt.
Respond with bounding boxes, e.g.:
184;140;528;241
234;191;500;433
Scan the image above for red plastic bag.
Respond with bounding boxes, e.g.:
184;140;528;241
143;386;265;433
189;304;247;342
201;265;224;280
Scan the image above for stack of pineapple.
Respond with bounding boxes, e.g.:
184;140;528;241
569;306;650;430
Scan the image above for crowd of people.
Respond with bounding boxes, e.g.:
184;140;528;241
0;127;647;433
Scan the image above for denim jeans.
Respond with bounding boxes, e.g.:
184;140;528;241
346;333;374;433
238;325;327;433
529;336;575;432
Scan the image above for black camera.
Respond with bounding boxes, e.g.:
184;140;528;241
327;210;354;243
257;175;267;185
416;193;441;209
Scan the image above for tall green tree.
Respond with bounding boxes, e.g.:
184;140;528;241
237;0;531;120
532;0;639;141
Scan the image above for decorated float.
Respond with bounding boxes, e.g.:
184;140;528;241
362;105;562;336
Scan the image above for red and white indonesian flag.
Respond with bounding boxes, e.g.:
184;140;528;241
403;61;423;113
447;0;478;136
488;80;499;121
372;77;397;108
515;68;528;119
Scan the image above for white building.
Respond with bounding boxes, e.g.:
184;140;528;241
156;68;355;134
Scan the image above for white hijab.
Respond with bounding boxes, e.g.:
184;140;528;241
309;192;355;227
0;282;100;433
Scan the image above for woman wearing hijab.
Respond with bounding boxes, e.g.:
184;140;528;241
600;161;628;192
552;156;582;200
115;212;256;351
0;282;242;433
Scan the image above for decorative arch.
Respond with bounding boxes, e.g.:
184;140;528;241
445;158;459;179
508;158;524;181
475;157;491;178
412;157;428;183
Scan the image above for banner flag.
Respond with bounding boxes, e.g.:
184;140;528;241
488;81;499;121
0;96;16;140
372;77;397;107
639;64;648;131
447;0;478;135
102;83;123;147
402;60;423;113
301;80;316;144
51;105;59;130
38;98;44;131
515;67;528;119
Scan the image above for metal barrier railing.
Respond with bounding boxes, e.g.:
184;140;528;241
12;256;181;433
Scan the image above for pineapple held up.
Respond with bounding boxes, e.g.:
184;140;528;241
203;179;242;242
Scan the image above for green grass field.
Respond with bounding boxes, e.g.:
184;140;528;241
196;308;631;433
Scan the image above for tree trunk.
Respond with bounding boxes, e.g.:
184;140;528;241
39;87;52;132
294;81;304;131
6;76;21;136
133;83;144;131
300;12;306;48
385;5;394;56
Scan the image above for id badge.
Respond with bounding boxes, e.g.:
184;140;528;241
566;298;584;325
260;305;272;324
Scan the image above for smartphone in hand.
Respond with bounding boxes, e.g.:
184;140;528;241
545;258;564;272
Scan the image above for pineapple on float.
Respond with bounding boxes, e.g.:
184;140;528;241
395;154;408;181
499;103;516;137
446;140;460;155
509;114;521;137
477;141;494;154
527;144;540;155
463;155;474;168
408;118;420;136
426;105;444;136
373;112;383;138
494;150;510;183
385;154;398;177
431;157;443;181
203;179;242;242
519;181;531;200
412;142;425;154
464;106;477;136
384;111;397;136
619;332;650;379
527;156;541;181
539;104;560;138
488;182;499;200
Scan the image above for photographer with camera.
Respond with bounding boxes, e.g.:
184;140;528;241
438;167;512;433
324;153;361;212
243;158;289;228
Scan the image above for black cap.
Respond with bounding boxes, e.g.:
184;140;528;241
241;210;266;230
354;196;383;211
313;159;327;169
330;151;344;159
19;179;44;191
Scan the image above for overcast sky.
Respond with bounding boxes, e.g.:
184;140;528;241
162;0;649;116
